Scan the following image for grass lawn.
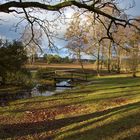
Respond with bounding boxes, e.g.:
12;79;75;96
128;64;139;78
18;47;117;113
0;74;140;140
0;85;24;95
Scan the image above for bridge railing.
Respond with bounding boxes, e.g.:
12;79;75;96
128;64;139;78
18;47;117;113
41;69;90;81
41;71;55;79
55;70;88;81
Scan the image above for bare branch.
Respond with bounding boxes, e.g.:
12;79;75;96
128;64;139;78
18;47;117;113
0;0;138;29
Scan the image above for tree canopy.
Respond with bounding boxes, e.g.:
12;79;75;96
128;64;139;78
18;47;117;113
0;0;139;46
0;40;28;84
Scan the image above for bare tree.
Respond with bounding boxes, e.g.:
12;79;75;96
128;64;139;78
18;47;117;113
65;13;87;73
112;18;140;76
112;26;129;73
76;11;114;76
127;20;140;77
84;13;104;76
22;26;42;64
0;0;139;48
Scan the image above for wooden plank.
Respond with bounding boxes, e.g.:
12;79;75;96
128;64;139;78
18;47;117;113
55;85;74;88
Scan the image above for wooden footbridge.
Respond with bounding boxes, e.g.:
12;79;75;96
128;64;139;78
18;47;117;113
41;69;88;82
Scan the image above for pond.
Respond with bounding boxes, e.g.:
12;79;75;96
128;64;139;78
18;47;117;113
0;80;72;106
32;80;72;96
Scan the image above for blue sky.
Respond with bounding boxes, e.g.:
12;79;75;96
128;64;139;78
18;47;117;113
0;0;140;57
120;0;140;17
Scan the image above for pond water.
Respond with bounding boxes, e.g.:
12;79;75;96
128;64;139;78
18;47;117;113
0;80;72;106
31;80;72;97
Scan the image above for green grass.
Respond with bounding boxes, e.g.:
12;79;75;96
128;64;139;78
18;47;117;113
0;74;140;139
0;85;23;95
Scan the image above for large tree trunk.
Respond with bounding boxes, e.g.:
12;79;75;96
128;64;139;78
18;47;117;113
132;57;137;78
107;41;112;73
79;58;85;73
96;44;100;77
117;50;121;73
132;71;137;77
77;49;87;80
78;51;85;73
131;43;139;78
100;45;104;70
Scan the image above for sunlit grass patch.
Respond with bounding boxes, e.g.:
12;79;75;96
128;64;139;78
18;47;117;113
55;102;140;140
0;85;23;94
0;74;140;139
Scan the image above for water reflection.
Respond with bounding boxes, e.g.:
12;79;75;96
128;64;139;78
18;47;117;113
0;80;72;106
31;80;72;97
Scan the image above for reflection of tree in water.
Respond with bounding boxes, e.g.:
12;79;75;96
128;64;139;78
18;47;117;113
38;85;56;93
0;80;72;106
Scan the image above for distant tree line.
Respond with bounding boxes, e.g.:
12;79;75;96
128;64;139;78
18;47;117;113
42;54;72;64
40;54;94;64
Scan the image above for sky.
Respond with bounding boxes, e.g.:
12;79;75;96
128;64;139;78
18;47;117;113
0;0;140;57
119;0;140;17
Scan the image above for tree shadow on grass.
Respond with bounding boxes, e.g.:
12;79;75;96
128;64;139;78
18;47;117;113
124;133;140;140
65;81;140;96
0;95;86;114
1;88;139;114
64;109;140;140
0;101;139;139
1;76;140;109
95;76;140;82
55;89;140;108
8;95;86;106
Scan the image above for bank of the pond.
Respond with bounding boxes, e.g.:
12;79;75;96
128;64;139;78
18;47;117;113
0;79;75;106
0;85;24;94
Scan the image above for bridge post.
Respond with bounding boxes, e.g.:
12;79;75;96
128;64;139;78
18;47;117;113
54;78;56;86
71;72;74;82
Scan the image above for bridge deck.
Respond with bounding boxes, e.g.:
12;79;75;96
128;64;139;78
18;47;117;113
55;85;74;88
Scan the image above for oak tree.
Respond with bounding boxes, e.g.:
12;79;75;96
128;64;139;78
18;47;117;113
0;0;139;47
